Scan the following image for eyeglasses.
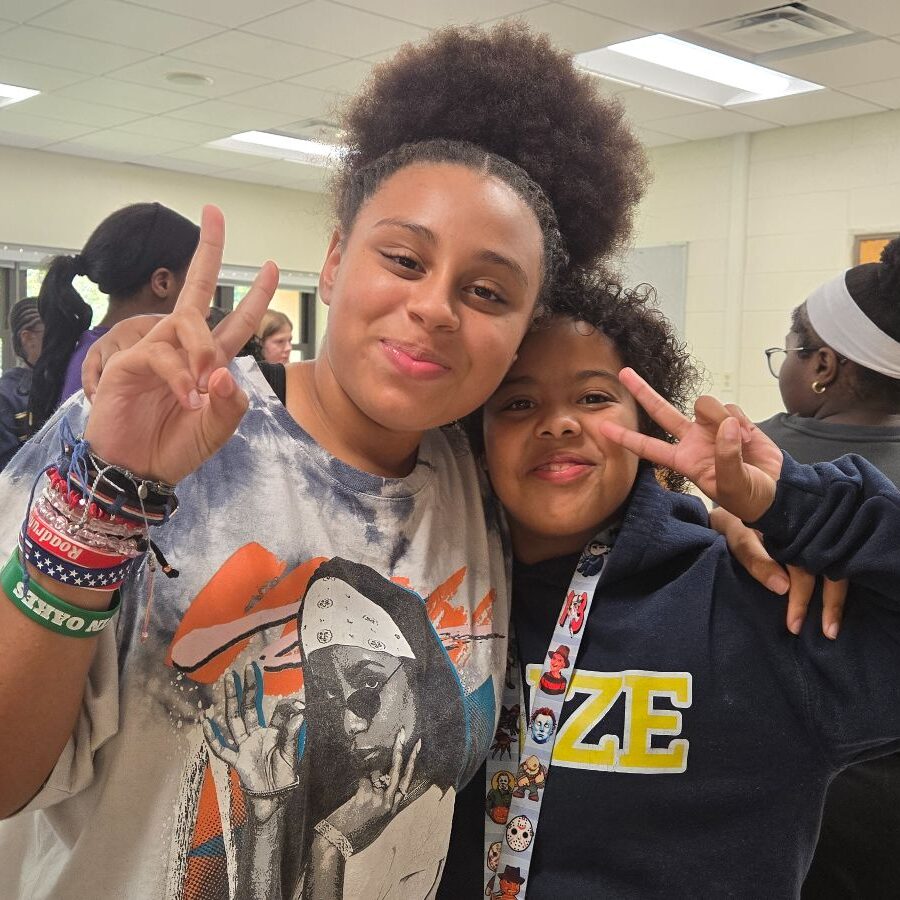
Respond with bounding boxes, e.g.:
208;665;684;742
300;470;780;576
764;346;821;379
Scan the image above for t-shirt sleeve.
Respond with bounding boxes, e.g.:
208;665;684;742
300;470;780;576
1;396;121;812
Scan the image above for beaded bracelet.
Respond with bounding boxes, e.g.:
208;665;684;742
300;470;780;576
314;819;354;861
1;552;118;638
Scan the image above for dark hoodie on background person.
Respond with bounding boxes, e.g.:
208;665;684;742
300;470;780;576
441;454;900;899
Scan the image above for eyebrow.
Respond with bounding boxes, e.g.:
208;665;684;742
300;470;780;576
499;369;620;387
372;218;530;287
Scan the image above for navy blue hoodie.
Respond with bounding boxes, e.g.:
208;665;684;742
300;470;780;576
441;454;900;899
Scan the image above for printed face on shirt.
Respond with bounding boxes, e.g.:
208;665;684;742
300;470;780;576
484;318;641;562
310;644;418;778
317;162;543;433
530;712;555;744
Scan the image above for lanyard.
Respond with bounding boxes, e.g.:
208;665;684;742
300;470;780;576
483;533;613;899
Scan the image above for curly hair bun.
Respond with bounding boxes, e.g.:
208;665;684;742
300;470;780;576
340;22;648;269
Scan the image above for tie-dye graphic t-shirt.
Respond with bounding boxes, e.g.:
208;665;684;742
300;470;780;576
0;359;509;900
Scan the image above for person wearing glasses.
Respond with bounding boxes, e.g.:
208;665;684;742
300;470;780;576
757;237;900;899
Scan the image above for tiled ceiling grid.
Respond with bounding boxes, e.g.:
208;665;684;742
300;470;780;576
0;0;898;191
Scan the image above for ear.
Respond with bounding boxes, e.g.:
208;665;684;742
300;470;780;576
814;347;842;388
149;267;174;300
317;230;343;307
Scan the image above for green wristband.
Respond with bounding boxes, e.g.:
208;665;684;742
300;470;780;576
1;553;119;638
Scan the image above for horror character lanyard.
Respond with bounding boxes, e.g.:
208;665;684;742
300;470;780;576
483;532;614;898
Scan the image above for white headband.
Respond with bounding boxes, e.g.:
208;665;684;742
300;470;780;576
300;577;415;659
805;271;900;379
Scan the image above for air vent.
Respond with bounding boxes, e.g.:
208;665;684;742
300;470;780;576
697;5;854;55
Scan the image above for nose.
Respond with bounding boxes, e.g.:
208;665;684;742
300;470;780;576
535;407;582;439
406;276;460;332
344;707;369;737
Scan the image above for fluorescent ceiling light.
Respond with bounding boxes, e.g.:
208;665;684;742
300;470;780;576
0;82;40;109
208;130;343;167
577;35;822;106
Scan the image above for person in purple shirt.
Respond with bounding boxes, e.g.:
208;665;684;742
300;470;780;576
29;202;199;430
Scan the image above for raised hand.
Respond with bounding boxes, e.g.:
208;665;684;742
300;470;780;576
83;205;279;484
203;664;305;798
597;368;784;522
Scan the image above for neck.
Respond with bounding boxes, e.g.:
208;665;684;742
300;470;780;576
806;399;900;427
99;291;170;328
511;524;604;565
286;358;423;478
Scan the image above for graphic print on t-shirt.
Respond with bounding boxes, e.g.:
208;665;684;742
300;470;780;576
163;544;500;900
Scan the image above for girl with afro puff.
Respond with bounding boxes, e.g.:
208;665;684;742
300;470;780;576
0;23;652;900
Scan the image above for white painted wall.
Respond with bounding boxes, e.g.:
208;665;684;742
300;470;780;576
633;107;900;421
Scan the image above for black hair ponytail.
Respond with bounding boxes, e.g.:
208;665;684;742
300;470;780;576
29;254;93;429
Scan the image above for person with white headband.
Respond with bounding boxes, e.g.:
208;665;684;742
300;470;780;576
754;237;900;899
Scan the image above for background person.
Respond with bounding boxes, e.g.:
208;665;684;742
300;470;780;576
755;237;900;900
0;297;43;470
28;201;199;430
257;309;294;364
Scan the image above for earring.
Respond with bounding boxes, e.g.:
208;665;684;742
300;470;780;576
811;381;826;394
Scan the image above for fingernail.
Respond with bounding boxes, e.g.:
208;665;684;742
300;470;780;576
398;727;406;745
826;623;839;640
741;425;753;443
788;618;802;635
724;418;740;441
767;576;789;594
188;389;202;409
198;372;209;391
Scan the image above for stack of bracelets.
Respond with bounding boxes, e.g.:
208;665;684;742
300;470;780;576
1;427;178;639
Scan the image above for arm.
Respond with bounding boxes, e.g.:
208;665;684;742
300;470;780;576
0;207;278;818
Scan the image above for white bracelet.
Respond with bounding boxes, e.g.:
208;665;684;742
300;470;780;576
314;819;354;861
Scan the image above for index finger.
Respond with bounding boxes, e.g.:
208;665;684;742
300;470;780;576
618;368;691;439
174;204;225;315
213;260;280;359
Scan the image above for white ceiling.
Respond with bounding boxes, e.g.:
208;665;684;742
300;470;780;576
0;0;898;191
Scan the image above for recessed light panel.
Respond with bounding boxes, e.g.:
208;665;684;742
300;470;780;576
208;130;344;167
0;82;40;109
577;35;822;106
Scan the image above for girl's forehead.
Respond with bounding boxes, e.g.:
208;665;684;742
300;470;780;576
514;319;623;373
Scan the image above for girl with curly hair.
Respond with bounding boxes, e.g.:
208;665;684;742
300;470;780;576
444;270;900;898
0;23;647;900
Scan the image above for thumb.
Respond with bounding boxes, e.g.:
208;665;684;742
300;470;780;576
714;417;774;521
201;367;249;453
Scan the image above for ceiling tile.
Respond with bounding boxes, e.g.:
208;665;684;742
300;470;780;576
633;126;686;147
57;78;200;114
643;109;777;140
11;93;144;128
50;126;192;155
116;116;234;143
288;59;372;95
746;90;886;126
106;54;268;98
490;3;646;54
166;99;300;130
44;140;138;163
0;25;152;74
0;0;75;23
776;40;900;89
335;0;539;29
806;1;900;39
163;146;271;169
122;0;302;28
31;0;223;53
616;88;717;123
0;108;96;146
0;58;90;92
226;82;339;118
137;154;234;177
559;0;757;33
0;19;15;34
842;77;900;109
243;0;429;58
174;30;345;80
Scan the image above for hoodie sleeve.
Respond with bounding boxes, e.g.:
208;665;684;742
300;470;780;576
752;453;900;769
752;452;900;596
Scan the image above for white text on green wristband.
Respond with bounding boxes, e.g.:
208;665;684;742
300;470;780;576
1;553;119;637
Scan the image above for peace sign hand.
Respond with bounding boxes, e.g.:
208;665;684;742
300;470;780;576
598;368;784;522
83;205;279;485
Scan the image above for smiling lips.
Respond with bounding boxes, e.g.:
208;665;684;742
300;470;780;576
381;339;451;379
530;453;595;483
